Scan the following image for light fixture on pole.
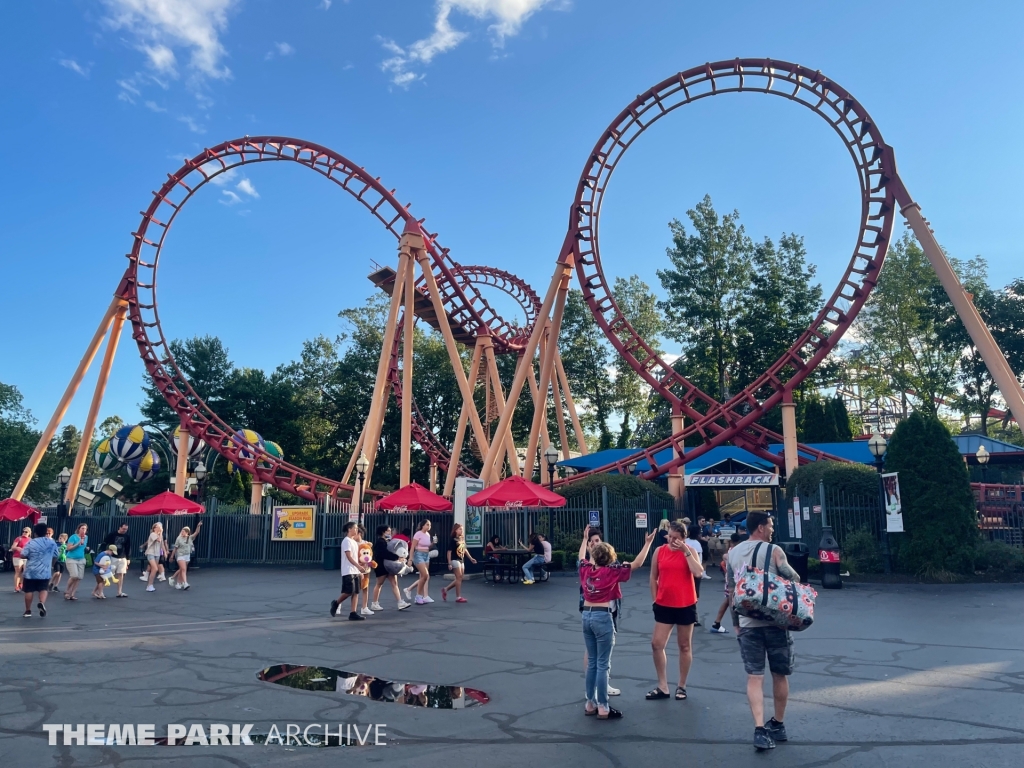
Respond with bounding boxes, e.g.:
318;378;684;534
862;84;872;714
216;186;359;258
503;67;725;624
627;461;638;476
867;430;887;473
57;466;72;517
544;445;559;492
194;461;207;504
976;444;989;482
354;452;369;529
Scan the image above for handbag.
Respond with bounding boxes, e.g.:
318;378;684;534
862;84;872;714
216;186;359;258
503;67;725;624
732;542;817;632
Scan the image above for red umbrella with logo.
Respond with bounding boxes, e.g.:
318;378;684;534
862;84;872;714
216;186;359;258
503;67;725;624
128;491;205;516
0;498;41;524
466;476;565;508
376;483;453;512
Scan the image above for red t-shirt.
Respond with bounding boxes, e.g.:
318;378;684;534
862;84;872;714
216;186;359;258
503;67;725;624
12;536;30;558
654;545;698;608
579;561;632;603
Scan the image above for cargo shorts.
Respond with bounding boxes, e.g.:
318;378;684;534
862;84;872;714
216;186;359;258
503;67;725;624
737;626;794;676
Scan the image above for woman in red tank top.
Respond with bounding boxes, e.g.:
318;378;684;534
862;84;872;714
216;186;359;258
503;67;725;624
646;521;705;701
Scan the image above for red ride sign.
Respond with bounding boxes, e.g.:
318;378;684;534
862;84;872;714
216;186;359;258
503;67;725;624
818;550;841;563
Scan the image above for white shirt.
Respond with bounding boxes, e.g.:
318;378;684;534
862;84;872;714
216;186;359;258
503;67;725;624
684;538;702;560
341;537;361;577
541;540;552;563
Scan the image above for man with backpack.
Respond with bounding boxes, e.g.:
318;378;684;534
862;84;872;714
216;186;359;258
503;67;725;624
726;511;801;752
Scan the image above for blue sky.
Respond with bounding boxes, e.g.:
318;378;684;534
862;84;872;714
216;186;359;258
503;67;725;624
2;0;1023;431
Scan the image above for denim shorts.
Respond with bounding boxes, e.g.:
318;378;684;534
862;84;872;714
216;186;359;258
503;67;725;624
412;551;430;565
737;626;794;676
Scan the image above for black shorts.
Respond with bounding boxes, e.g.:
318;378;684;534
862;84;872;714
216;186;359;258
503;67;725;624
653;602;697;626
373;565;389;578
738;626;794;676
339;574;361;596
22;578;51;594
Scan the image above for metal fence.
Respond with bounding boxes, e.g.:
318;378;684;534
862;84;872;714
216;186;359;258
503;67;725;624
974;484;1024;548
784;485;886;553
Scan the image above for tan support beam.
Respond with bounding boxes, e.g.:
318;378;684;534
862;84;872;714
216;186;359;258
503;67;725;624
361;247;412;488
399;254;416;487
65;304;127;509
552;370;571;462
480;253;572;485
250;481;263;515
781;392;799;479
430;462;437;494
554;351;588;455
413;246;491;456
12;297;123;501
482;337;520;477
902;201;1024;428
341;424;366;486
523;278;571;487
176;419;191;501
667;410;684;501
443;337;484;497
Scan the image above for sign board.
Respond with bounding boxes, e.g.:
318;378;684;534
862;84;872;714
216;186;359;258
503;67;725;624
812;505;821;515
793;506;802;539
882;472;904;533
685;473;779;486
802;506;810;521
348;509;360;524
37;515;47;524
456;477;485;546
271;506;316;541
588;510;601;527
790;497;800;538
635;512;648;529
818;550;841;563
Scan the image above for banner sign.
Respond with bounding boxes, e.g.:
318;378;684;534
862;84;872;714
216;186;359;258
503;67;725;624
818;550;841;563
789;496;798;538
882;472;904;533
456;478;485;546
684;474;778;486
271;506;316;541
635;512;648;529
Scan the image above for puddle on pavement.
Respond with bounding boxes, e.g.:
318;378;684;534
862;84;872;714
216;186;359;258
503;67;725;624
257;664;490;709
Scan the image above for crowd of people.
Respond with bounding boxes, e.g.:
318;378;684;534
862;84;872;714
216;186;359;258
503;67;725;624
8;519;204;612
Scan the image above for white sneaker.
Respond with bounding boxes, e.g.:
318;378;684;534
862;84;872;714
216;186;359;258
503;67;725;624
174;583;182;590
607;686;621;696
156;575;167;582
360;607;374;616
701;573;712;580
139;575;148;581
146;585;156;592
403;586;413;601
370;602;384;611
397;600;411;610
421;596;434;604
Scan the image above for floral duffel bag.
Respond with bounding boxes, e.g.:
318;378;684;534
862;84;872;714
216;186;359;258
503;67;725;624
732;542;817;631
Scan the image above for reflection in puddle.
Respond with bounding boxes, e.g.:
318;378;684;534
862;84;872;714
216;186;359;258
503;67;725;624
257;664;490;709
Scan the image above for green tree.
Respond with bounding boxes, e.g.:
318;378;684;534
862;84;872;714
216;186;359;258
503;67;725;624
854;233;960;418
611;275;664;448
559;289;616;450
658;195;751;402
884;412;978;575
0;382;40;499
827;395;855;442
801;396;838;442
140;335;236;430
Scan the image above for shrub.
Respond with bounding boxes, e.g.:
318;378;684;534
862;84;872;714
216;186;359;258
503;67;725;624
786;460;880;501
885;412;979;575
843;527;885;574
549;550;566;570
561;473;674;505
974;540;1024;573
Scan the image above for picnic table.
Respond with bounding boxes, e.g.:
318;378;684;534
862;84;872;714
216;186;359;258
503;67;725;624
483;549;549;584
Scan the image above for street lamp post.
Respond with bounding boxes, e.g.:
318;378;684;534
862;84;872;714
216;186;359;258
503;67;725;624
194;461;208;506
544;445;559;492
57;466;72;517
627;461;638;476
354;452;369;530
976;444;990;483
867;430;891;574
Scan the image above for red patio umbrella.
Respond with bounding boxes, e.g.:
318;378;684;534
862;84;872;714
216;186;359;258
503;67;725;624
376;482;453;512
128;491;205;516
466;476;565;508
0;498;41;524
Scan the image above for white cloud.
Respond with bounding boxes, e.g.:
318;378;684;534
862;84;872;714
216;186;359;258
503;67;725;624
319;0;332;9
236;178;259;198
219;189;242;205
144;100;167;112
59;59;90;77
102;0;238;80
379;0;559;86
265;41;294;60
177;115;206;133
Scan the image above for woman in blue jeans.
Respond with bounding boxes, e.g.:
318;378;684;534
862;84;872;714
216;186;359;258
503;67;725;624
521;533;547;584
577;525;656;719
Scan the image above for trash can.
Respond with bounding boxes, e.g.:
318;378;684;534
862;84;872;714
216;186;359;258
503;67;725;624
781;541;809;583
322;537;342;571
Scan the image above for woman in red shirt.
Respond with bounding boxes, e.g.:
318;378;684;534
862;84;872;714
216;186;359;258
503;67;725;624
647;520;705;701
578;525;656;719
11;527;32;593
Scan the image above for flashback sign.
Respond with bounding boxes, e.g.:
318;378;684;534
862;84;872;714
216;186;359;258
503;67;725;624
271;506;316;541
684;474;779;486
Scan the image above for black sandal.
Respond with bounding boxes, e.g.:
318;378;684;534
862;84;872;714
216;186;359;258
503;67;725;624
646;688;670;700
597;707;623;720
675;686;687;700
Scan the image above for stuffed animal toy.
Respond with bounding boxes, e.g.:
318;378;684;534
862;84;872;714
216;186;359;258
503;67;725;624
385;538;414;576
358;541;376;591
